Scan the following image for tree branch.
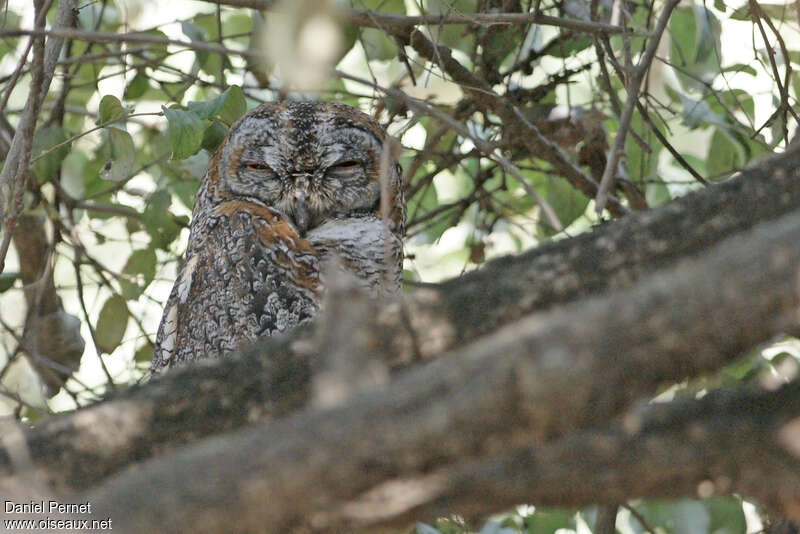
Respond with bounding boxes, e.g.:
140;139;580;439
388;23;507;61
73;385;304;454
347;383;800;529
82;206;800;532
3;144;800;492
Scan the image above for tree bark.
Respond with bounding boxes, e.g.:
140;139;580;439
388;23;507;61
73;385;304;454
353;383;800;530
72;207;800;532
2;145;800;494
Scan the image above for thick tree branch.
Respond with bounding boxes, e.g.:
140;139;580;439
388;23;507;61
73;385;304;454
2;145;800;492
345;383;800;530
77;207;800;532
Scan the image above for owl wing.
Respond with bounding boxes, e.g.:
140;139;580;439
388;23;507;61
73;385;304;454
151;254;200;374
152;202;323;374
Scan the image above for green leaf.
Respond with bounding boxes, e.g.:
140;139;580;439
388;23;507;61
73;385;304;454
186;95;224;120
101;127;135;182
187;86;246;125
189;14;235;80
715;89;755;122
722;63;757;76
523;507;575;534
193;14;220;41
646;180;671;206
181;20;206;43
0;272;18;293
121;247;157;298
0;10;22;62
201;120;228;152
679;94;720;128
162;106;205;160
631;499;710;534
32;127;70;182
547;35;592;58
124;72;150;100
224;13;254;37
173;179;202;211
707;128;744;180
140;30;169;61
124;248;157;282
181;20;211;69
626;112;663;186
425;0;476;54
219;85;247;124
144;189;181;249
731;2;791;20
96;295;129;354
705;497;747;534
528;172;590;236
134;342;155;363
98;95;125;123
70;40;107;85
358;0;405;13
669;4;722;90
360;27;398;61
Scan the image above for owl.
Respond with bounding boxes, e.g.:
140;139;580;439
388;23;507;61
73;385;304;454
151;101;404;374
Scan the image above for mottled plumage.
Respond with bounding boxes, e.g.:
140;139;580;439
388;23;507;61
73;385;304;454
152;101;404;374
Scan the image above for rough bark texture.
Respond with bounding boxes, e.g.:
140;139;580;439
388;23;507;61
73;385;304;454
2;146;800;495
71;208;800;532
362;383;800;529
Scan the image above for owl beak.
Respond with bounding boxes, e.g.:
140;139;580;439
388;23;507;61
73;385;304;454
294;193;310;235
291;173;312;235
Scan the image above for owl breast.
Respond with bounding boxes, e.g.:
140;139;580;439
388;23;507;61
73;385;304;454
307;216;403;298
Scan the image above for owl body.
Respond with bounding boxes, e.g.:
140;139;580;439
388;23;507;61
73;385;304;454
152;102;404;373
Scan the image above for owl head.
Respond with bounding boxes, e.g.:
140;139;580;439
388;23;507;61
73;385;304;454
196;101;404;236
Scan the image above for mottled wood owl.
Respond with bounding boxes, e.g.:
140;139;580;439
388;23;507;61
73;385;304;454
151;101;405;374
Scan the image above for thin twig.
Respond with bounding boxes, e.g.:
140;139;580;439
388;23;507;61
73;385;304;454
595;0;680;215
71;243;117;390
0;0;54;119
749;0;799;143
622;503;656;534
0;0;76;272
403;29;628;216
338;70;565;231
0;1;48;272
0;27;260;60
192;0;633;35
30;112;163;165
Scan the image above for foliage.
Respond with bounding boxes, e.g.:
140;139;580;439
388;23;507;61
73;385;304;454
0;0;797;531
